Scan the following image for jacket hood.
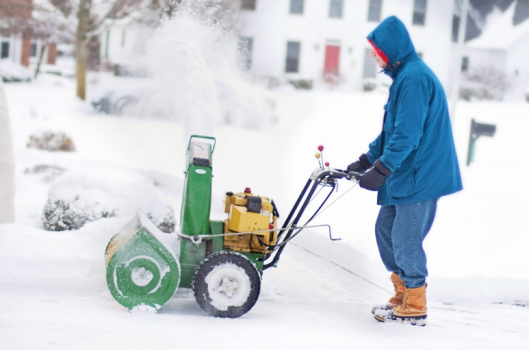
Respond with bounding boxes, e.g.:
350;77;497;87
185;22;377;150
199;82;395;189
366;16;417;66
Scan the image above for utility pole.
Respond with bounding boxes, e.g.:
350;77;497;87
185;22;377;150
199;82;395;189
450;0;470;125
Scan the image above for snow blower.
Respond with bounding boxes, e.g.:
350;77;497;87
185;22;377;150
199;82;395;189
105;135;362;317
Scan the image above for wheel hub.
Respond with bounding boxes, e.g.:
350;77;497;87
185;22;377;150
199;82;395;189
216;277;239;298
131;267;154;287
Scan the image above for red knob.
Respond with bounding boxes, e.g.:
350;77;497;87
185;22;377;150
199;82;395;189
318;145;324;151
325;162;329;167
269;224;274;229
244;187;251;194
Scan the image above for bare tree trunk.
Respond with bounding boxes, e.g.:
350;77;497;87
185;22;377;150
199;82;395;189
76;0;89;100
34;42;48;79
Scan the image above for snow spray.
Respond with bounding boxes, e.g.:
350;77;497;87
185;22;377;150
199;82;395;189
143;0;270;141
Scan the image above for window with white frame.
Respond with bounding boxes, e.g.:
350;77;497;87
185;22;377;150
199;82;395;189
31;43;37;57
285;41;301;73
413;0;427;26
290;0;304;15
329;0;344;19
105;31;110;58
368;0;382;22
363;48;377;78
121;29;126;47
239;37;253;70
1;42;9;59
241;0;256;10
461;56;469;72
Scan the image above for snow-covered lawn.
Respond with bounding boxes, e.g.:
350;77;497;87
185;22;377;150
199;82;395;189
1;75;528;349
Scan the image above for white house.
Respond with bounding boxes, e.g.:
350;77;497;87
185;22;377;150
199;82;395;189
0;31;56;66
0;34;27;65
0;0;63;80
100;19;155;75
236;0;454;90
101;0;455;92
456;2;529;101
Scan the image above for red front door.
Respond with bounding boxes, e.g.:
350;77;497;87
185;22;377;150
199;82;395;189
324;45;340;77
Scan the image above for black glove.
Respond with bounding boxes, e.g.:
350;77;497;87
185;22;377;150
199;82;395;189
346;154;372;173
359;160;392;191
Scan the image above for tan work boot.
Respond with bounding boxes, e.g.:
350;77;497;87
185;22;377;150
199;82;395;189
393;284;427;319
374;284;427;326
371;272;405;314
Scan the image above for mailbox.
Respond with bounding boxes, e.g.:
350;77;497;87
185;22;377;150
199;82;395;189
466;118;496;166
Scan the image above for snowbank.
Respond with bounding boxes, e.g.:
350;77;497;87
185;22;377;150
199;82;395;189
0;60;32;82
42;168;176;232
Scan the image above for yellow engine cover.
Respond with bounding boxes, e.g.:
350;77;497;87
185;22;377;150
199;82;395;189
223;191;278;253
229;205;269;232
223;219;253;253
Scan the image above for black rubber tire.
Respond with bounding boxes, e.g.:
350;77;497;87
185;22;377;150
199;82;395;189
192;251;261;318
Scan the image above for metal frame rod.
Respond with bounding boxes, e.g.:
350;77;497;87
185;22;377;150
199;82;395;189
263;170;343;270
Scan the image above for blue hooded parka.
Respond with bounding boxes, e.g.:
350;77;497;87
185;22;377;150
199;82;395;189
366;16;462;205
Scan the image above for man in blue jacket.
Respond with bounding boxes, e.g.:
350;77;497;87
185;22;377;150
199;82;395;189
347;16;462;325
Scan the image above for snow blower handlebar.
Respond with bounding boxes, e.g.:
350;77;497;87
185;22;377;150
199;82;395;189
262;167;360;270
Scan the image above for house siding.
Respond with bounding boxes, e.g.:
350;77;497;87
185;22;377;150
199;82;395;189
101;0;454;92
506;33;529;100
238;0;453;91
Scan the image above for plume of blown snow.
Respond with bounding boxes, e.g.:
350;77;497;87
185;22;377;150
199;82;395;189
141;0;245;139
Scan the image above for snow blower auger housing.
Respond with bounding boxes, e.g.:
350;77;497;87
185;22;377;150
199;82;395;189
105;214;181;313
105;136;360;318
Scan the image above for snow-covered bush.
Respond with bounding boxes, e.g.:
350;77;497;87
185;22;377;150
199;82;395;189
39;58;76;78
27;132;76;152
0;60;32;82
254;75;281;89
42;169;176;232
288;79;313;90
363;78;377;92
461;66;507;101
43;199;115;231
24;164;66;183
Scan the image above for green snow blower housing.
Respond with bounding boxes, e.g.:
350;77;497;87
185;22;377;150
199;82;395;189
105;214;180;312
105;135;355;317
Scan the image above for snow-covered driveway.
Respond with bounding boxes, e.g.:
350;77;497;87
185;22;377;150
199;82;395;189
1;230;527;350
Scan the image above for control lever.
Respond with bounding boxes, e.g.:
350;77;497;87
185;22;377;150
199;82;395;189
333;168;363;181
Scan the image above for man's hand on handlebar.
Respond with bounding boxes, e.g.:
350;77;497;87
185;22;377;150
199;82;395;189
346;154;372;174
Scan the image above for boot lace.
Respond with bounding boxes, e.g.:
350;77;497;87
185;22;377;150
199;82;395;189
400;287;410;310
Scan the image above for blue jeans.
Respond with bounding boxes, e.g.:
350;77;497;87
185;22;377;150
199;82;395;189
375;199;438;288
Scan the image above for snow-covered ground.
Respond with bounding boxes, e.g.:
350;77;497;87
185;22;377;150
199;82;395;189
0;73;528;349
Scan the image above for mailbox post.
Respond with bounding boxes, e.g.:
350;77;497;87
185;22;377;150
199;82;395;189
467;118;496;166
